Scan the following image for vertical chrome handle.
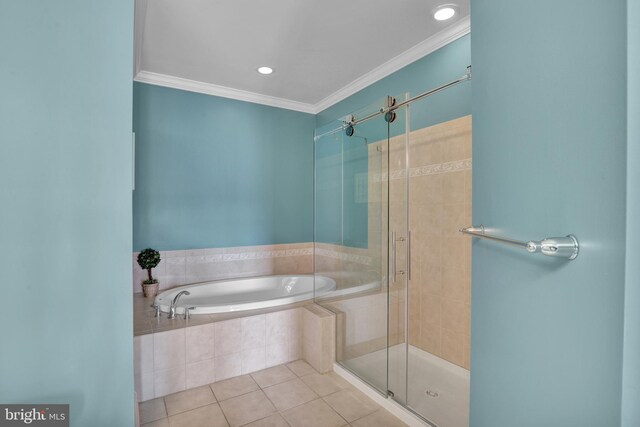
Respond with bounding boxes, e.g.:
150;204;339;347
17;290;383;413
407;231;412;281
391;231;396;283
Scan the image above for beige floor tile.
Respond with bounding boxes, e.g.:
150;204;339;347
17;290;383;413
241;413;289;427
299;372;349;397
168;403;228;427
139;398;167;424
218;390;276;427
286;360;316;377
281;399;347;427
323;388;378;422
164;385;216;416
251;365;296;388
141;419;169;427
351;409;407;427
262;378;318;411
211;374;260;401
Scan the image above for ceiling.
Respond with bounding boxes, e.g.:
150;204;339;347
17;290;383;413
134;0;470;113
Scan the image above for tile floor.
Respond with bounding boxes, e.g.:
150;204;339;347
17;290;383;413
139;360;408;427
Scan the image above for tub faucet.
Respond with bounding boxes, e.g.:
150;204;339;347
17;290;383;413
168;290;190;319
152;304;161;318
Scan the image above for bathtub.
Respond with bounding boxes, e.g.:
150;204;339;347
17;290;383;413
154;274;335;314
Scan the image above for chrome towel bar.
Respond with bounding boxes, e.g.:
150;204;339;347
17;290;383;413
459;226;579;260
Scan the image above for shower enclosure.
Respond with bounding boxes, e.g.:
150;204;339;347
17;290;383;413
313;73;472;427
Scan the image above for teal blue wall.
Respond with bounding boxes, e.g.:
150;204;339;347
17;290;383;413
316;35;472;130
314;131;352;246
315;35;471;246
470;1;627;426
0;1;134;426
133;83;315;251
314;120;380;247
134;37;469;251
622;1;639;425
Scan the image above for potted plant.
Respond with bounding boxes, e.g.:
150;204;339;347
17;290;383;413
137;248;161;298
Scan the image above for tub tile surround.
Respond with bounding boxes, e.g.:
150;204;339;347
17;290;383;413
302;304;336;373
133;242;314;294
313;242;384;300
139;361;407;427
135;305;335;402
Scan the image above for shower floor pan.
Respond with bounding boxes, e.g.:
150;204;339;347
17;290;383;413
344;344;470;427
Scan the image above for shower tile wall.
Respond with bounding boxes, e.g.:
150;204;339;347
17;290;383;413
374;115;472;370
408;115;472;369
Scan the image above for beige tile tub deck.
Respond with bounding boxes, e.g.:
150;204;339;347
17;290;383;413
134;293;310;337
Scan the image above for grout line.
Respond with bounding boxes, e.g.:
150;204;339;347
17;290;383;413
161;397;168;422
216;399;233;427
348;409;384;425
259;386;281;413
209;377;259;403
324;399;351;426
249;367;297;390
237;412;291;427
321;388;382;425
278;397;348;426
162;386;217;417
215;387;259;403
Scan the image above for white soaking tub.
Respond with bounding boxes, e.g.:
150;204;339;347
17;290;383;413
154;274;335;314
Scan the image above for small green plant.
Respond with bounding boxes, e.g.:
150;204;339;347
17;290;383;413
137;248;161;285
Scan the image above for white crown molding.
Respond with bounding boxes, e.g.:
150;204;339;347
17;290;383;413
134;71;318;114
313;15;471;113
134;16;470;114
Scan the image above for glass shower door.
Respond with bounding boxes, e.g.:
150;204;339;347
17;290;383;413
386;95;410;406
313;98;394;395
314;83;472;427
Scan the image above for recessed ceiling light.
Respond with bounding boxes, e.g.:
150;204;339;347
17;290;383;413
257;66;274;75
433;6;456;21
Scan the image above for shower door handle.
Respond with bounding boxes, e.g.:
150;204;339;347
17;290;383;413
391;232;407;283
390;231;396;284
407;231;412;281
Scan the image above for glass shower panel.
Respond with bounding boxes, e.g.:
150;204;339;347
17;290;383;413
314;74;472;427
313;98;392;395
386;95;410;406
